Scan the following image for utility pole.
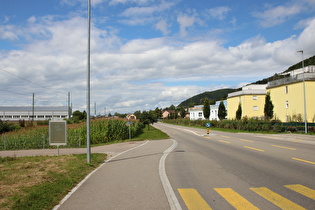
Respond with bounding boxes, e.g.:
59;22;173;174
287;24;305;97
94;102;96;117
32;93;35;124
68;92;71;119
297;50;307;133
86;0;91;163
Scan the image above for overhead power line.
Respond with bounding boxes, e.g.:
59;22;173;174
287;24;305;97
0;67;50;91
0;67;68;96
0;88;27;96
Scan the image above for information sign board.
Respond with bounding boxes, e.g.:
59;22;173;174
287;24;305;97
49;120;67;146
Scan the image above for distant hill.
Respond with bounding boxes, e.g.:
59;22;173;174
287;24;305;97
179;54;315;107
178;88;236;107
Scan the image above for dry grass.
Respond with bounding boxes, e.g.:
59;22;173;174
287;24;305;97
0;154;106;209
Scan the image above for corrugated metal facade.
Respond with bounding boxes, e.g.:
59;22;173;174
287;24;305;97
0;106;70;121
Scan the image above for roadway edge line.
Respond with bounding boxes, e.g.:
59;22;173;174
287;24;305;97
159;139;182;210
53;140;150;210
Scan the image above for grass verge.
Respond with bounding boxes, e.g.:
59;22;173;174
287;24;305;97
0;125;169;209
0;153;106;210
132;125;169;141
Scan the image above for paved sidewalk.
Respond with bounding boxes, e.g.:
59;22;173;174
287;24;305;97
0;141;146;158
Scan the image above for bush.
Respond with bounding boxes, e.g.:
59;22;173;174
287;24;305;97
163;118;315;134
0;120;19;134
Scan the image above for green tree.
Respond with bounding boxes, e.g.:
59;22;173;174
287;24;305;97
264;92;274;120
82;110;87;119
203;98;210;119
218;101;227;120
236;103;242;120
72;110;85;121
139;111;156;130
154;107;162;120
134;110;142;119
180;107;186;118
169;104;176;110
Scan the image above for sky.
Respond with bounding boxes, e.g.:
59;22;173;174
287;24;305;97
1;0;315;114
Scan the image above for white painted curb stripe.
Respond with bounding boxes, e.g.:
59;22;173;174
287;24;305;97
53;140;149;210
159;139;182;210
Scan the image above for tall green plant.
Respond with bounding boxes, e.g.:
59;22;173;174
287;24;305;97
203;98;210;120
264;92;274;120
218;101;227;120
236;103;242;120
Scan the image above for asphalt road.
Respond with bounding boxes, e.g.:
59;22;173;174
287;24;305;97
55;123;315;210
154;123;315;210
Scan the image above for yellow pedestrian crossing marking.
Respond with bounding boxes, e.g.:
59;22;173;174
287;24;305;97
214;188;259;210
292;157;315;165
220;135;230;138
244;146;264;152
178;188;212;210
284;184;315;200
178;184;313;210
239;139;254;142
271;145;296;150
219;140;231;144
250;187;306;210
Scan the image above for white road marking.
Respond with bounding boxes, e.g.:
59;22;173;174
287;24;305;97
159;139;182;210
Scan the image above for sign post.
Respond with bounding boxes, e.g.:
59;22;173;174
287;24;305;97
49;120;67;155
206;123;211;134
126;121;132;139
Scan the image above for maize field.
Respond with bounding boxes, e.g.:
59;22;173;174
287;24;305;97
0;118;144;151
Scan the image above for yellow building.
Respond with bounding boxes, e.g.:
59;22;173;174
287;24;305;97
267;72;315;122
227;84;267;119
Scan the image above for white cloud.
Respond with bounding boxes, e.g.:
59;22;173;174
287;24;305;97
109;0;155;6
0;25;20;40
296;18;315;53
206;6;231;20
155;19;170;35
253;4;302;27
121;1;173;17
177;14;196;37
1;11;315;113
119;1;174;26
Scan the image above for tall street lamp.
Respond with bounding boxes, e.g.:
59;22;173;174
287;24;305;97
297;50;307;134
86;0;91;163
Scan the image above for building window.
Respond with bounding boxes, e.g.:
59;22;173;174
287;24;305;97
198;112;202;117
253;106;258;111
285;101;289;109
285;86;288;94
253;96;257;100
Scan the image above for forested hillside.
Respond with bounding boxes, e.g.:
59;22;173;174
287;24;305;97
178;88;236;107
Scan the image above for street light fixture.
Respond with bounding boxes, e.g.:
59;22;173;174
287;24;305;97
297;50;307;134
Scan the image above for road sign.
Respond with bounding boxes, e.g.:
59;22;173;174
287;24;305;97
206;123;211;128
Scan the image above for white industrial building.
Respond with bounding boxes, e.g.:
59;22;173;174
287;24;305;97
0;106;70;121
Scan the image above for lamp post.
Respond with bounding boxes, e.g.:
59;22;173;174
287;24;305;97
86;0;91;163
297;50;307;134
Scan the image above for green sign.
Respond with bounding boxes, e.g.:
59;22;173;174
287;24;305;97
49;120;67;145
